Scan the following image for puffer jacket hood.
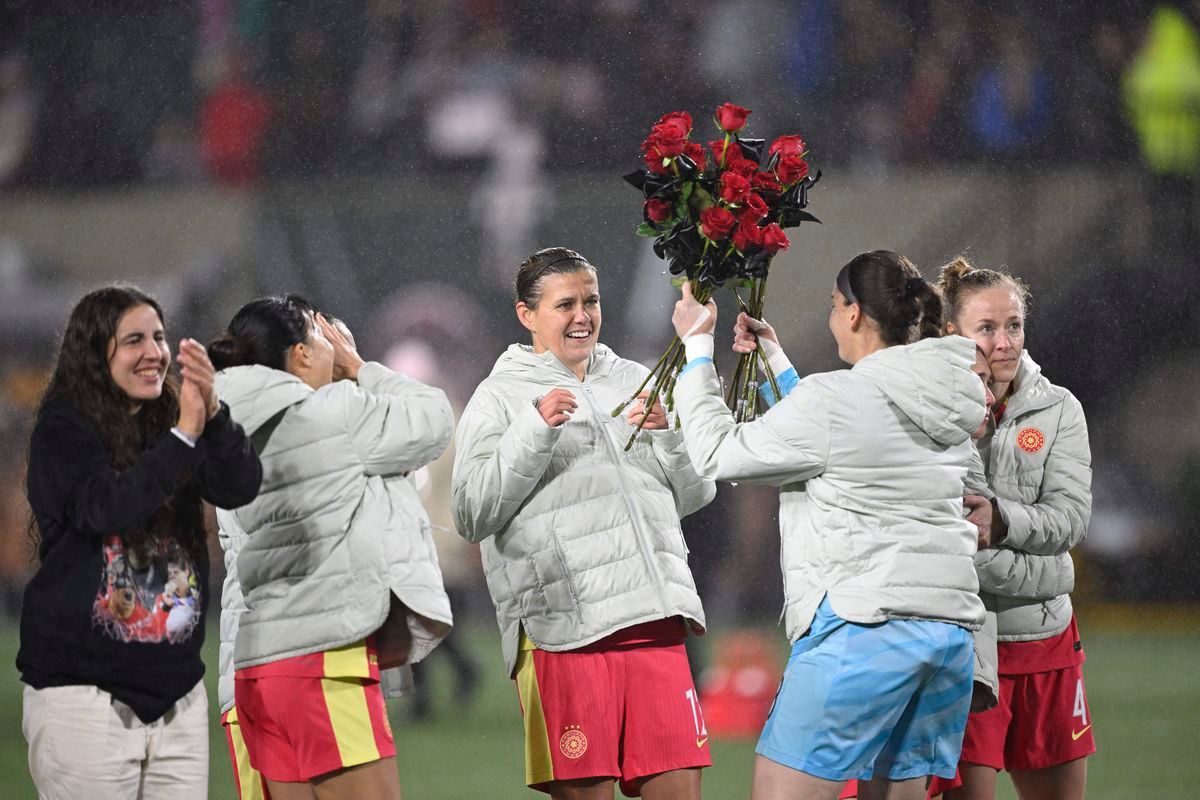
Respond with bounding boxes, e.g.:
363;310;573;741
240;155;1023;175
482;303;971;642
853;336;985;448
215;364;311;436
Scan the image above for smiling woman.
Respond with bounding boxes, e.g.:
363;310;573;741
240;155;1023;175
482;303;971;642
453;247;717;800
16;286;262;800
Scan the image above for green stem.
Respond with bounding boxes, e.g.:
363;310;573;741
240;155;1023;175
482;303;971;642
625;346;687;451
612;337;679;416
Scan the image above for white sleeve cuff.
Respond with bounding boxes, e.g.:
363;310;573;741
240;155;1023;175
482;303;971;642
759;337;794;376
684;333;715;363
170;427;198;448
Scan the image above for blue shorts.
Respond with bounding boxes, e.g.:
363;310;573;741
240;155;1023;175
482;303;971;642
756;597;974;782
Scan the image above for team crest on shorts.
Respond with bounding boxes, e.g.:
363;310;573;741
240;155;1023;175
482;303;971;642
1016;427;1046;453
559;725;588;759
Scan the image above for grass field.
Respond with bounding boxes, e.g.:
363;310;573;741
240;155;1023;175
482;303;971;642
1;623;1197;799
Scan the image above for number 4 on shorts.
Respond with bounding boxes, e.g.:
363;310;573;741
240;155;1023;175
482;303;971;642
1072;678;1088;727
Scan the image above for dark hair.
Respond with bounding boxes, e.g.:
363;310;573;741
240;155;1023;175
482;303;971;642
937;256;1030;328
209;294;315;371
514;247;597;307
834;250;944;345
29;286;202;560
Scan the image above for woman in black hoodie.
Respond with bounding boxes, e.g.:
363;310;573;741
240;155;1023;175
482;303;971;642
17;286;261;800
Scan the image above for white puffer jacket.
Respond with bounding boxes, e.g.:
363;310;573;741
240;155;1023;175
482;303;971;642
214;362;454;671
452;344;715;676
675;336;988;642
977;352;1091;641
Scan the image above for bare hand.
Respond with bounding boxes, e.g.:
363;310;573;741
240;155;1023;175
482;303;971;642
625;391;668;430
672;282;717;340
964;494;993;549
537;388;577;427
176;338;218;438
732;312;779;354
317;313;365;381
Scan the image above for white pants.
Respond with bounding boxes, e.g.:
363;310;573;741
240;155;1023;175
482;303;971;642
22;681;209;800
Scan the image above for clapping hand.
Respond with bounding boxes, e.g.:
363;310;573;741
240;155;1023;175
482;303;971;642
176;338;218;439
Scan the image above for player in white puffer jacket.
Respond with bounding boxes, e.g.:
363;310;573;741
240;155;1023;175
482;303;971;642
672;251;988;800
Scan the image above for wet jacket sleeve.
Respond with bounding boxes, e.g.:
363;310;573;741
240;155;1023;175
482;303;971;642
996;394;1092;556
29;401;205;537
674;361;829;486
342;362;454;476
965;445;994;498
647;429;716;518
974;548;1075;599
193;402;262;509
452;388;561;543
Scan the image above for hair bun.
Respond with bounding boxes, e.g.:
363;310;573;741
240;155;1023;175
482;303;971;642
207;331;247;370
902;276;926;298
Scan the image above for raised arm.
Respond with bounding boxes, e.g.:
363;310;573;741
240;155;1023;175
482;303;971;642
451;388;562;543
342;362;455;476
674;362;830;486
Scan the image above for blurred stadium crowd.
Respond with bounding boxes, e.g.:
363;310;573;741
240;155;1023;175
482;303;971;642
0;0;1181;186
1;0;1199;622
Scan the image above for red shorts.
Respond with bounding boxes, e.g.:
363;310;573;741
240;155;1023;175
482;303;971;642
221;707;272;800
954;661;1095;772
233;673;395;782
515;620;712;797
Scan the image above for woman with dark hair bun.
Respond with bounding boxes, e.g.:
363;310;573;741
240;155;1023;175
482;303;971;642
670;250;988;800
211;294;454;800
452;247;716;800
17;285;262;800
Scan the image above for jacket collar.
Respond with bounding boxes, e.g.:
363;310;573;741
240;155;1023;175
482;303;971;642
491;342;618;382
998;352;1058;421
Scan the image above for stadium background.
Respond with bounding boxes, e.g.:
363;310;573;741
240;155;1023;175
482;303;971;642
0;1;1197;797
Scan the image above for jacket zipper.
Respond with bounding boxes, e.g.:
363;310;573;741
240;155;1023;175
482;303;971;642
577;380;673;619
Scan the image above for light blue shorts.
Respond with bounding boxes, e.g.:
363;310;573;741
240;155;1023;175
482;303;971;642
756;597;974;782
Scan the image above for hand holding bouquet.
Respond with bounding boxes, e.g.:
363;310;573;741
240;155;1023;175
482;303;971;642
615;103;821;447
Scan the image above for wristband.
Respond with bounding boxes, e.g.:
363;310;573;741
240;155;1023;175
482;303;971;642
683;333;715;363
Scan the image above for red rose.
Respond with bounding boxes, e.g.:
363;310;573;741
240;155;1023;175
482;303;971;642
769;134;807;158
655;111;692;139
732;220;764;251
718;172;752;205
709;138;733;167
760;223;791;254
643;148;670;174
648;122;687;158
775;154;810;185
739;192;769;221
752;172;783;196
715;102;752;133
683;141;706;172
645;198;673;223
700;207;737;241
728;155;759;177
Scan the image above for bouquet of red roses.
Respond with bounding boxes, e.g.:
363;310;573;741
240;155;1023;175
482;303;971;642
615;103;820;446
